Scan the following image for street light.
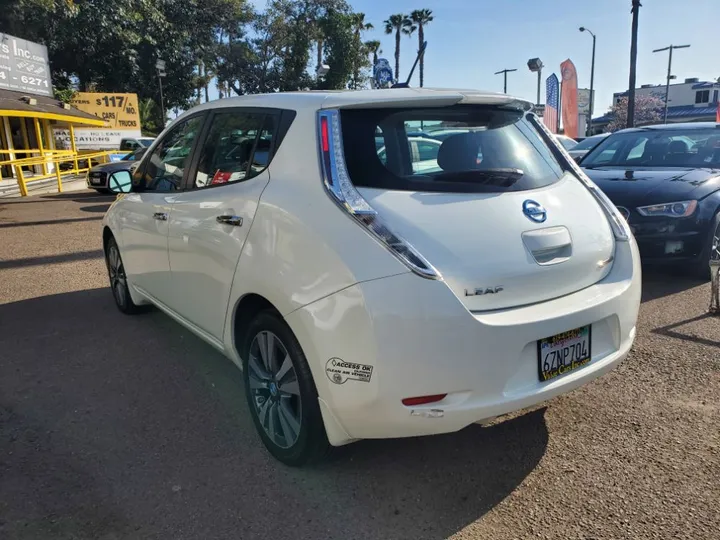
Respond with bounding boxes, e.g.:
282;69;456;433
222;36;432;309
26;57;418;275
527;58;543;105
155;59;167;127
316;63;330;78
653;44;691;123
579;27;596;136
494;68;517;94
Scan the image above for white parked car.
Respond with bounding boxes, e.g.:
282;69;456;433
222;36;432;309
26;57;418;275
101;88;641;466
568;132;611;162
554;134;578;151
377;136;442;173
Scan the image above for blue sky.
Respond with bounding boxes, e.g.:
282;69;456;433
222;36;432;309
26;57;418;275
246;0;719;116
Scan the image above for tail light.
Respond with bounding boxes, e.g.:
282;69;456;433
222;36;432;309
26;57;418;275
528;114;631;242
317;110;441;279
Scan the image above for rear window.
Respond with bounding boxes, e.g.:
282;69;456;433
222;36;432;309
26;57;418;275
340;106;564;193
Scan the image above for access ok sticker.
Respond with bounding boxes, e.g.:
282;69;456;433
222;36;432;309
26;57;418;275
325;358;373;384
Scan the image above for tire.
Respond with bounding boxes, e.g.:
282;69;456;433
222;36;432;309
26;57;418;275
96;188;112;194
690;213;720;280
242;310;330;466
105;237;148;315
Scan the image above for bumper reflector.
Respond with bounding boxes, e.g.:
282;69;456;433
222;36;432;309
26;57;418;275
402;394;447;407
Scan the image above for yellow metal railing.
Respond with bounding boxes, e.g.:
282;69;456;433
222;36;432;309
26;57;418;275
0;149;121;197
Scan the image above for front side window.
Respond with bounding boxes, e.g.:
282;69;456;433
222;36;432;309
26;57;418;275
194;111;275;189
342;106;564;193
141;116;203;192
582;128;720;168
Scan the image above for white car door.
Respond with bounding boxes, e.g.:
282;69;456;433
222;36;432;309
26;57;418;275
119;114;205;304
166;109;281;340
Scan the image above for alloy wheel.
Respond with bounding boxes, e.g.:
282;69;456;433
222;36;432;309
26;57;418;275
712;222;720;263
107;244;127;308
247;331;302;449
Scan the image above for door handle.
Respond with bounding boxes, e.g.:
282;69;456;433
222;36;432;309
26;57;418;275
216;215;243;227
153;212;168;221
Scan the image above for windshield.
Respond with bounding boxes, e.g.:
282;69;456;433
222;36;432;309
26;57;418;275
573;135;608;151
341;105;564;193
582;128;720;168
138;138;154;147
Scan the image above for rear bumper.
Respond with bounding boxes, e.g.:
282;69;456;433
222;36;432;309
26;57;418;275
286;238;642;445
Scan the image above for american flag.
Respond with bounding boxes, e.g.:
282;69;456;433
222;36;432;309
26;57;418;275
544;74;559;133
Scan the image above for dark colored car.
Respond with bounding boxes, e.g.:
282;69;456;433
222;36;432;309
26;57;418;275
581;122;720;277
86;147;148;193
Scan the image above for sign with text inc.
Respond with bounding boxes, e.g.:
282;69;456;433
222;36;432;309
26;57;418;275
0;34;52;97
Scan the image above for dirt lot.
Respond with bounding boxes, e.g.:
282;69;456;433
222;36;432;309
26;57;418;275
0;190;718;540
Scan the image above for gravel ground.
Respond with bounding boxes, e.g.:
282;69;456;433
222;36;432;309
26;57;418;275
0;190;718;540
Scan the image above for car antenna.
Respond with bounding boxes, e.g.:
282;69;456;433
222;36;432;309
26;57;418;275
392;41;427;89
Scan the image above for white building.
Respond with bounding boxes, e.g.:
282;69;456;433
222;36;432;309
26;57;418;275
593;78;720;132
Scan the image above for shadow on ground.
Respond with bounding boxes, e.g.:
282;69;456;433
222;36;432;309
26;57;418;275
0;289;548;540
641;266;706;303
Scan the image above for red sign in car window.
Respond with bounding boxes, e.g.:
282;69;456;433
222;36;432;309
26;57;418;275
211;171;232;185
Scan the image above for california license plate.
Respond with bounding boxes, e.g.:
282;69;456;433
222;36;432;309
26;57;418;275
537;325;592;382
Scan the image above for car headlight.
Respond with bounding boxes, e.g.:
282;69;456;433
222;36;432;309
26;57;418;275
636;200;698;218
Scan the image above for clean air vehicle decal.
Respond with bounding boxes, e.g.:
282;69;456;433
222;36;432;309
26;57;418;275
325;358;373;384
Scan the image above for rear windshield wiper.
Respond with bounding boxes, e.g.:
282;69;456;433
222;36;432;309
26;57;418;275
433;168;524;187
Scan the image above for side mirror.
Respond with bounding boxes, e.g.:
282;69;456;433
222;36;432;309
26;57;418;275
108;170;133;193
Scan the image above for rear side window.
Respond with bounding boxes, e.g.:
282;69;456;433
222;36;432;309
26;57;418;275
340;106;564;193
194;111;276;189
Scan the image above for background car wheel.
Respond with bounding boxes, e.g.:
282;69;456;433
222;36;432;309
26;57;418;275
96;188;112;194
105;237;148;315
691;213;720;280
242;310;330;466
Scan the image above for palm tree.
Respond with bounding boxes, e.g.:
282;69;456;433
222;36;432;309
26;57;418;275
351;12;373;40
351;13;374;89
384;14;412;82
410;9;433;87
365;39;381;67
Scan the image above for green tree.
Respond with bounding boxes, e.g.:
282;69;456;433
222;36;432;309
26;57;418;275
139;97;161;135
410;9;433;87
318;9;361;90
383;13;412;82
0;0;251;110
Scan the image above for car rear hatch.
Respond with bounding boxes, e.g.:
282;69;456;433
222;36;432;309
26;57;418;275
328;99;615;312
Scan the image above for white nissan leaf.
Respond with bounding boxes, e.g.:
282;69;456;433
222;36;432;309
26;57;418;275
101;89;641;466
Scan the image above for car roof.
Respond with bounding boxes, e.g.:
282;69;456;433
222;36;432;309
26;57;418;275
183;88;533;115
614;122;720;134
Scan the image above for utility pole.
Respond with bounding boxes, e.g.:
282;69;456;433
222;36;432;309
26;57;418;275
627;0;641;128
494;68;518;94
653;44;691;123
579;27;596;135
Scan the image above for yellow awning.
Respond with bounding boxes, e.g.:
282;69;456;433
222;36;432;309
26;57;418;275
0;109;107;127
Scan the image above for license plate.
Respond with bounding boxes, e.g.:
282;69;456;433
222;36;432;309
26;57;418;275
90;177;103;185
537;325;592;382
